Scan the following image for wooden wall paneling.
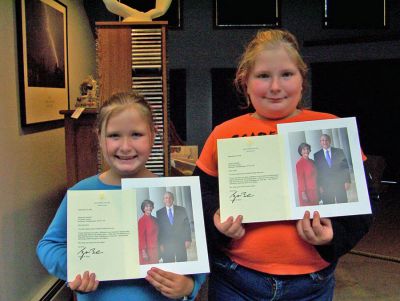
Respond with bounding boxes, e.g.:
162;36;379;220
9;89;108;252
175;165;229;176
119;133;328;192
96;23;132;104
161;25;169;176
61;110;99;187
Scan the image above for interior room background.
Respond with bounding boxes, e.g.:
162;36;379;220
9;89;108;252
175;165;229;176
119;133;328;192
1;0;399;300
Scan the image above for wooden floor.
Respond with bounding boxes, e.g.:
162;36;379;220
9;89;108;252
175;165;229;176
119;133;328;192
335;253;400;301
334;184;400;300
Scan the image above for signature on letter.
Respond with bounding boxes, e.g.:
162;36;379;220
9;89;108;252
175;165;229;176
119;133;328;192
78;247;104;260
230;190;254;203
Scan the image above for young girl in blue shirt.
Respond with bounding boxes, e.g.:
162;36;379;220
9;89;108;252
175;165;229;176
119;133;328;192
37;91;205;301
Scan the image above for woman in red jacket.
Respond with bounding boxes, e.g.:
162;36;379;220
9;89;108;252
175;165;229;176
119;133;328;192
138;199;159;264
296;142;319;206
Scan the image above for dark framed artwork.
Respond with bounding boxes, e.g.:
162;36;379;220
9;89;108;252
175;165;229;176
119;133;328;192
323;0;387;29
120;0;183;29
214;0;280;28
16;0;69;126
168;69;186;142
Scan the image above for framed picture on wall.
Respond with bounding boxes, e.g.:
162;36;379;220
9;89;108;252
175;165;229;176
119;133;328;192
214;0;280;28
15;0;69;126
323;0;387;29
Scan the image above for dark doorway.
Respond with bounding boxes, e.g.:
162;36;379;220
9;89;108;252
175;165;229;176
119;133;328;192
311;59;400;182
211;68;251;128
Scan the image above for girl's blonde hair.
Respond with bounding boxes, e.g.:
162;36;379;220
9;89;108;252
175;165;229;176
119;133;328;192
96;91;155;143
234;29;308;108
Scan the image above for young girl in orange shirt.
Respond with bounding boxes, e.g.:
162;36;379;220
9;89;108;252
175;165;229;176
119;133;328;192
195;29;372;301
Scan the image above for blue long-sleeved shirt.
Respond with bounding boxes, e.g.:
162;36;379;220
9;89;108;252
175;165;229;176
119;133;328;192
37;175;206;301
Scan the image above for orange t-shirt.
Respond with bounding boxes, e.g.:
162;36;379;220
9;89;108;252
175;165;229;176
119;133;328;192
197;110;351;275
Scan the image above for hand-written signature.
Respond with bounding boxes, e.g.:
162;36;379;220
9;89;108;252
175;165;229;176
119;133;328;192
229;190;255;203
77;247;104;260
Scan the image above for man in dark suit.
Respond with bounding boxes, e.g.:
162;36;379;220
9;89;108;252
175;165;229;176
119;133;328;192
314;134;351;204
156;191;192;262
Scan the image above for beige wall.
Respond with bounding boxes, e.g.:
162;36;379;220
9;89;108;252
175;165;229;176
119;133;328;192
0;1;96;300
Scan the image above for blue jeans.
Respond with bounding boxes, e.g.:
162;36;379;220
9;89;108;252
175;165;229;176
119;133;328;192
208;255;336;301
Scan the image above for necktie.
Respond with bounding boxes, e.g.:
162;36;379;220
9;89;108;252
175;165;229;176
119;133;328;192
325;150;332;167
167;207;174;224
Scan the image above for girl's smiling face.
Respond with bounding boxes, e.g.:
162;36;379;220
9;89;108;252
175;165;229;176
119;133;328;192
246;46;303;121
102;106;154;180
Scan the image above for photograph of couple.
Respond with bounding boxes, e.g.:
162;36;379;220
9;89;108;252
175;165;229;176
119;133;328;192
136;187;197;265
291;128;358;207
